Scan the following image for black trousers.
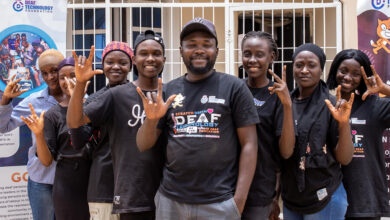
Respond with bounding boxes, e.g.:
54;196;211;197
53;158;91;220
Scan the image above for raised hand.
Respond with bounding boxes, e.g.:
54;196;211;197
325;85;354;124
268;65;291;106
136;78;176;120
3;75;29;99
65;77;90;97
20;103;45;135
361;65;385;100
72;46;103;84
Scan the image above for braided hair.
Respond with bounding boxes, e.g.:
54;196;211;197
241;31;279;62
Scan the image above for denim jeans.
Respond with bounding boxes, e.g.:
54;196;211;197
27;178;55;220
283;183;348;220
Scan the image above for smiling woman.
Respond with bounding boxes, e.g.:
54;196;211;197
326;49;390;219
281;43;354;220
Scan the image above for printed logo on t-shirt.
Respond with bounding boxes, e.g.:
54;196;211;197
253;98;265;107
114;196;120;205
200;95;225;105
128;104;146;127
172;93;185;109
351;117;366;125
172;108;221;138
351;129;365;158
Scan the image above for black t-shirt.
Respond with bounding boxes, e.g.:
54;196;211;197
342;95;390;217
282;82;342;214
84;83;165;214
83;86;115;203
158;71;259;204
44;104;91;161
245;81;283;207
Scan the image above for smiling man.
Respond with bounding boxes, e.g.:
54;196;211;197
136;18;259;220
67;32;166;220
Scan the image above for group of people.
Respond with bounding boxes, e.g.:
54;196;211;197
0;33;47;88
0;17;389;220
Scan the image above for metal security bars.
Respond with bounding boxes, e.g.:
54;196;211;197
66;0;342;92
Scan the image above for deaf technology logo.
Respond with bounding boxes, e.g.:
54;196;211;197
371;0;390;10
13;0;23;12
13;0;54;13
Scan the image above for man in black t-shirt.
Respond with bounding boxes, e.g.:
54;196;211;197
136;18;259;220
68;32;167;220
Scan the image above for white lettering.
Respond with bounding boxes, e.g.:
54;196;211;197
210;113;221;123
354;134;363;143
187;115;196;124
128;104;145;127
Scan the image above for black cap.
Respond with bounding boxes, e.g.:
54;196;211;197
133;30;165;55
180;17;218;46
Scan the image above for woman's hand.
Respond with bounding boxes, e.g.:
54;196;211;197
361;65;387;100
72;46;103;84
268;65;292;106
136;78;176;121
65;77;89;97
325;85;354;124
20;103;44;135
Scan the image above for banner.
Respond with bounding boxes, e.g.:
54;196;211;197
357;0;390;207
0;0;66;218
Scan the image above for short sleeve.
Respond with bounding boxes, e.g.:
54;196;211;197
43;111;58;160
84;89;114;127
375;97;390;128
231;81;259;128
70;126;92;150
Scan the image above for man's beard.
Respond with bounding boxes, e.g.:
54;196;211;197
185;57;216;75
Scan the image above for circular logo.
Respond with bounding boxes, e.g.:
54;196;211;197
201;95;208;104
372;0;385;10
13;0;24;12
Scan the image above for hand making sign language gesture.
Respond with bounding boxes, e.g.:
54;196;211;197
72;46;103;84
136;78;176;121
361;65;389;100
325;85;354;124
20;103;44;136
64;76;89;97
1;75;29;104
268;65;292;106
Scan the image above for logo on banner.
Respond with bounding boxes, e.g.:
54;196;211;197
371;0;389;10
12;1;54;13
12;0;24;12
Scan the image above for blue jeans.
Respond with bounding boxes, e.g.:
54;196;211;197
283;183;348;220
28;178;55;220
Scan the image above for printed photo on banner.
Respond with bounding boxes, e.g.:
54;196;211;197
0;25;57;98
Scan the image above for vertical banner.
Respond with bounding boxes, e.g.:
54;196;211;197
0;0;66;218
357;0;390;206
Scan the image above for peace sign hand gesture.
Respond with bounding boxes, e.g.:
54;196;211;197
268;65;292;106
3;75;29;99
136;78;176;121
325;85;354;124
361;65;385;101
72;46;103;84
20;103;45;135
